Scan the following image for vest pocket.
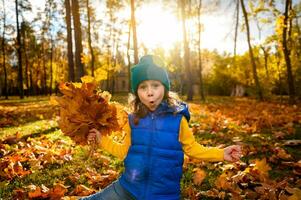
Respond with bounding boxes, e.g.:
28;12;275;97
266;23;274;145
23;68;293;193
123;156;146;183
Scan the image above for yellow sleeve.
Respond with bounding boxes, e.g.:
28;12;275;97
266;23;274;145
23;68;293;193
99;121;131;160
179;117;224;162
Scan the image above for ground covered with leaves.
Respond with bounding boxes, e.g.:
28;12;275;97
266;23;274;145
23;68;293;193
0;96;300;200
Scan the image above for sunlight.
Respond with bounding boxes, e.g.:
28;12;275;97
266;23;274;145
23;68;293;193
134;4;244;54
136;4;182;51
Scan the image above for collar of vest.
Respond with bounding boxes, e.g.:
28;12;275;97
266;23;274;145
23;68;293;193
150;100;190;122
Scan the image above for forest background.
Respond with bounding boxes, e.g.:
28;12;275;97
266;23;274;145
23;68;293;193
0;0;300;102
1;0;301;199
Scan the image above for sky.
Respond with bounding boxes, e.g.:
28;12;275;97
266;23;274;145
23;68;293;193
10;0;301;55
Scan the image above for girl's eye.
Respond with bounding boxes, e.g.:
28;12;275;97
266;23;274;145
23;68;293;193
152;83;159;87
139;85;147;90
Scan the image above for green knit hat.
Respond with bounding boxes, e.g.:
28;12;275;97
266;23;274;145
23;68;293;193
131;55;170;93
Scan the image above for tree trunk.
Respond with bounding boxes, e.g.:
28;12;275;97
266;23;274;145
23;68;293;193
29;59;34;95
49;38;53;94
127;21;131;92
42;40;47;94
15;0;24;99
197;0;205;101
234;0;239;60
86;0;95;77
240;0;263;100
130;0;138;64
282;0;295;104
2;0;8;99
72;0;85;81
180;0;193;101
65;0;75;82
260;46;269;79
21;22;30;96
276;47;283;100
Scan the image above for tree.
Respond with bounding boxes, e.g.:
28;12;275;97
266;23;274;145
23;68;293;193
44;0;57;94
130;0;138;64
180;0;193;100
64;0;75;82
233;0;240;60
15;0;24;99
240;0;263;100
72;0;85;81
127;20;131;92
282;0;296;103
197;0;205;101
86;0;95;77
21;21;30;96
1;0;8;99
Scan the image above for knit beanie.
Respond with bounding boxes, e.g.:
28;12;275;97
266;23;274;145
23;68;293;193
131;55;170;93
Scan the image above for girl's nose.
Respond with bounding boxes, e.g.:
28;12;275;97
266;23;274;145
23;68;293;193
147;88;153;96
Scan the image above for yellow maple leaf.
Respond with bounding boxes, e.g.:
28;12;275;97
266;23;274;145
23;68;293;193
81;75;95;83
254;158;271;177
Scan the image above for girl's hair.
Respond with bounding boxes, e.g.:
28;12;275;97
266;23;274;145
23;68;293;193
128;90;180;125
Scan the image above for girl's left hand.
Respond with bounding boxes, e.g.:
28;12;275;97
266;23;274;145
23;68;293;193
224;145;242;162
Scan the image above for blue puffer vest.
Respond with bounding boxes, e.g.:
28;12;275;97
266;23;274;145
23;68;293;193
119;101;190;200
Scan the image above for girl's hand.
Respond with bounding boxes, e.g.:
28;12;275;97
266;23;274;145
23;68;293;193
87;128;101;145
224;145;242;162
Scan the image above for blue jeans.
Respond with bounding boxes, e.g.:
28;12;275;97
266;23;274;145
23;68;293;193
80;180;135;200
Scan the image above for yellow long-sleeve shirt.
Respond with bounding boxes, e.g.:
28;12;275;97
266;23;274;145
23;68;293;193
100;117;224;162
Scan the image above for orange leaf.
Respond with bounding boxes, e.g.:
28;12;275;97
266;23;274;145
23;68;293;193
193;168;206;185
49;183;68;199
215;173;229;189
28;186;48;198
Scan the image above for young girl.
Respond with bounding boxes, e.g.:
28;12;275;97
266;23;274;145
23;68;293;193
81;55;242;200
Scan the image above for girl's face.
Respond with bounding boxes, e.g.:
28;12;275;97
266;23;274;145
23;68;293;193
137;80;165;111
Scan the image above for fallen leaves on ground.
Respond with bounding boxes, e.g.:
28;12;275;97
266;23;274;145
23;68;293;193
0;101;59;127
1;97;301;199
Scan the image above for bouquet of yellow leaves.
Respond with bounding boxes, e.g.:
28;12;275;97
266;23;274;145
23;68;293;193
54;76;128;145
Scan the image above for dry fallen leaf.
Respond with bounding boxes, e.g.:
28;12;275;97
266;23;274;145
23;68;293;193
193;168;206;185
253;158;271;177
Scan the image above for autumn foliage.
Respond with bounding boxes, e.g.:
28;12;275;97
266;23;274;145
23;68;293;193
55;77;127;145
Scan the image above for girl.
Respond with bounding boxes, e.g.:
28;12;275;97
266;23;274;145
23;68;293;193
81;55;241;200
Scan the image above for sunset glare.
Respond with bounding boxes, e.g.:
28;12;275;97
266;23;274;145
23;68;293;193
134;3;245;54
136;4;182;51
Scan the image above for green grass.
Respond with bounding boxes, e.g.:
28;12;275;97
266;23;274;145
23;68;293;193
0;96;50;104
0;119;58;139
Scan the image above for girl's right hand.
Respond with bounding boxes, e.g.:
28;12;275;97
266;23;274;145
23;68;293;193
87;128;101;144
